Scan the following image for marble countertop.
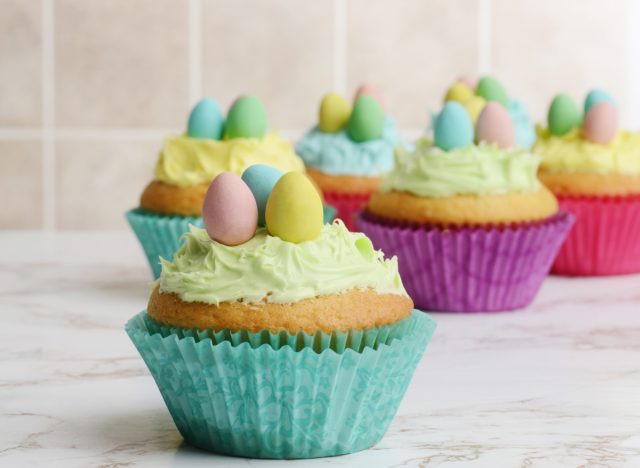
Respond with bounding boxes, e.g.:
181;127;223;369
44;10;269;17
1;231;639;467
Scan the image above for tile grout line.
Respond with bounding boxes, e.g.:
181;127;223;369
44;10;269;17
42;0;55;231
477;0;492;75
627;0;640;129
188;0;202;105
333;0;347;95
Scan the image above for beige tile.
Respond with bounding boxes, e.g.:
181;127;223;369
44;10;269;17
201;0;334;129
0;0;41;126
492;0;628;124
347;0;479;129
55;0;189;128
55;140;159;229
0;141;42;228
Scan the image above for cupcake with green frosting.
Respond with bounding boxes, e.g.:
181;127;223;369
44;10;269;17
358;101;574;312
126;96;335;279
126;170;436;459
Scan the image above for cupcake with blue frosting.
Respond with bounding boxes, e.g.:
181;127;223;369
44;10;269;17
296;85;402;230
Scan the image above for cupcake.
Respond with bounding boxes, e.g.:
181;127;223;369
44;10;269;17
443;75;537;149
358;100;574;312
126;95;335;278
296;84;402;230
535;90;640;275
126;169;436;459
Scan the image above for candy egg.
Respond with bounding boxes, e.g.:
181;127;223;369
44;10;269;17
476;102;515;149
241;164;283;227
266;172;323;243
187;98;224;139
475;76;509;106
347;95;384;142
548;93;581;136
458;75;476;89
225;95;267;139
319;92;351;133
354;83;386;110
464;95;487;125
582;101;618;144
202;172;258;246
584;89;616;114
444;82;474;104
434;101;474;151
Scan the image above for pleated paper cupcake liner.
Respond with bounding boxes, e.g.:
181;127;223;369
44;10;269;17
125;208;202;279
142;311;420;354
126;205;338;279
126;310;436;459
357;211;574;312
323;191;374;231
552;195;640;276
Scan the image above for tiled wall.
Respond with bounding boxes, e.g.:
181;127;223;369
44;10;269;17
1;0;638;230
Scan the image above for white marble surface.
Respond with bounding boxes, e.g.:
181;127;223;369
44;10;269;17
1;231;640;467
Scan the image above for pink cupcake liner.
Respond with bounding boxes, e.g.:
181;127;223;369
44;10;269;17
552;195;640;276
323;191;374;231
357;211;574;312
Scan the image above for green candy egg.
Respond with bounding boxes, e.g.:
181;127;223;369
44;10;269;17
225;95;267;139
475;76;509;106
347;95;384;142
548;93;581;136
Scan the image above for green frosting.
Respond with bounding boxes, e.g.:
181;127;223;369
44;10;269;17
381;138;541;197
159;222;406;305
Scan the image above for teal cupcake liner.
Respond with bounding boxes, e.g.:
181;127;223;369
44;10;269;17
125;208;203;279
126;309;436;459
126;205;337;279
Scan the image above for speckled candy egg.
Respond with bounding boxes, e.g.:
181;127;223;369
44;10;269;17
548;93;581;136
202;172;258;246
434;101;474;151
475;76;509;106
266;172;323;243
225;95;267;139
464;95;487;125
444;82;474;104
319;92;351;133
476;102;515;149
347;95;384;142
187;98;224;139
584;89;616;114
241;164;283;227
582;101;618;144
354;83;386;110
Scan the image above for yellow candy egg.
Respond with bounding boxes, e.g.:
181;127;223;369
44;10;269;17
464;95;487;125
444;82;474;104
319;92;351;133
266;172;323;243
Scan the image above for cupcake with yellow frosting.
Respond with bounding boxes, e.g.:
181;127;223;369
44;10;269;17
535;90;640;275
296;84;402;230
358;101;574;312
126;96;325;278
126;169;436;459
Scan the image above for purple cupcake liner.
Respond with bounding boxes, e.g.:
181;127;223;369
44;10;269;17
357;211;574;312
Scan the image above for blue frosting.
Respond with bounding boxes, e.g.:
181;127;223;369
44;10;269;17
507;100;536;149
296;117;401;176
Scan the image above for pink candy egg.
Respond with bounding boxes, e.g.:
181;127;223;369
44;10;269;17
202;172;258;246
475;102;515;149
458;75;476;89
582;101;618;144
354;83;386;111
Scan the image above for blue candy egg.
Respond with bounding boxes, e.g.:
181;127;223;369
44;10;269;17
434;102;473;151
584;89;616;114
187;98;224;139
241;164;284;226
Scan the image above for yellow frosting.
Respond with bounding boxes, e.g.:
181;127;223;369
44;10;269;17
535;127;640;175
154;132;305;188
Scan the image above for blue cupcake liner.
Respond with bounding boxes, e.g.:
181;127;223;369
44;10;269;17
126;310;436;459
126;205;338;279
